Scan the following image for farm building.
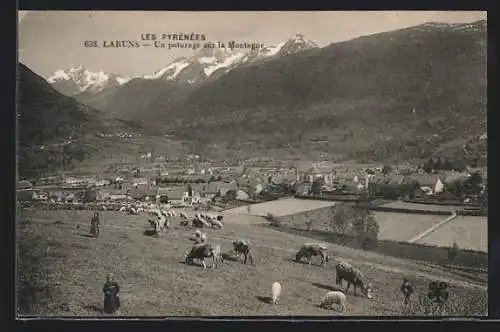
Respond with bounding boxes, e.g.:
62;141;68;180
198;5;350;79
297;165;336;187
296;182;312;196
220;182;238;197
126;186;157;201
17;189;37;201
18;180;33;190
45;188;86;202
156;187;189;205
37;176;63;186
236;189;250;200
403;175;444;195
272;173;297;185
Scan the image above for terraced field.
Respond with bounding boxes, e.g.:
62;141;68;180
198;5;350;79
415;216;487;252
225;198;338;217
374;212;445;242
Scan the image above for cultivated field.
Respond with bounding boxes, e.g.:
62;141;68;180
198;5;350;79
17;209;486;316
379;201;462;213
415;216;487;253
225;198;337;217
373;212;445;242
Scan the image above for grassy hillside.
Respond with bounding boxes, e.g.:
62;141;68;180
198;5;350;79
17;63;138;178
77;77;193;133
17;209;487;316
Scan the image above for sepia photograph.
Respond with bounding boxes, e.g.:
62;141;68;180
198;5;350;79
16;10;487;317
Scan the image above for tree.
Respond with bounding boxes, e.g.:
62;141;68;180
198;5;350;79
311;177;325;195
448;241;459;263
330;204;351;235
352;208;379;250
423;158;435;173
463;172;483;197
382;165;392;175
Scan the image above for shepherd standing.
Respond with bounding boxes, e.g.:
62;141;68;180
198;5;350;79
103;274;121;314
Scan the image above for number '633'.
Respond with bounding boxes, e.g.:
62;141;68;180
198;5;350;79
84;41;99;47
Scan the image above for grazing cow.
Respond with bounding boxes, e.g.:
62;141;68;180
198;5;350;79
295;243;329;266
185;243;214;269
335;261;373;298
232;239;254;265
211;244;223;268
400;277;414;305
320;291;347;312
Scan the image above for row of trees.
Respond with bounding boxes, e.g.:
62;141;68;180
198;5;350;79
421;157;467;173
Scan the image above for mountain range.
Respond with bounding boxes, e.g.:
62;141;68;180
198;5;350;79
34;21;487;165
48;34;318;96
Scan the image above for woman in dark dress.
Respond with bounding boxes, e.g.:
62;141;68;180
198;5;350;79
103;274;120;314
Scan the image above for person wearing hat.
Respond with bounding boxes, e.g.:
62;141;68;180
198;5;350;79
400;277;414;305
103;273;121;314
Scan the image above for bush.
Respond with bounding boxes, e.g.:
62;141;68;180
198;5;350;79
265;213;280;227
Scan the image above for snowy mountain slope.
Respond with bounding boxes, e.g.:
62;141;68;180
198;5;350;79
47;65;132;96
141;33;319;85
47;34;319;97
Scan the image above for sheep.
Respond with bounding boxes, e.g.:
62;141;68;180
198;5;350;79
272;282;282;305
295;243;329;266
319;291;347;312
335;261;373;298
232;239;254;265
189;230;207;244
185;243;214;269
211;244;223;268
216;215;224;221
180;212;188;219
208;218;223;229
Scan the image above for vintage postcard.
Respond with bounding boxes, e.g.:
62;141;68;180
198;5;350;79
17;10;487;317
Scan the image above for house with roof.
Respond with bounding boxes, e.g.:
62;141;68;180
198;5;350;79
403;174;444;195
18;180;33;190
298;164;336;187
126;185;157;201
156;187;190;205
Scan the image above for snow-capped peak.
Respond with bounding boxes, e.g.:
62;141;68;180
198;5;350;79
278;33;319;56
142;57;190;80
142;33;319;83
47;65;132;95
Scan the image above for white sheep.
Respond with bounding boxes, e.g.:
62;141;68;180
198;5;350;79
211;244;223;268
320;291;347;312
272;282;282;305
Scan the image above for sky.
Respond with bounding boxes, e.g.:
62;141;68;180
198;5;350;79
18;11;486;79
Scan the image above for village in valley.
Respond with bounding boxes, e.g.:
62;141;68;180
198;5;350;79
18;152;487;219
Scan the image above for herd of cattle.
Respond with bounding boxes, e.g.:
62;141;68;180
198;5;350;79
105;206;451;313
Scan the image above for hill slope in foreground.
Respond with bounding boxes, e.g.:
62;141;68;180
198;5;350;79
17;209;486;316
